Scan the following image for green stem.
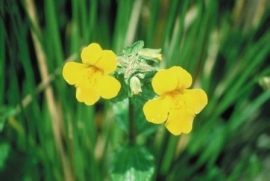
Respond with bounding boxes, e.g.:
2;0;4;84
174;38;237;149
129;99;136;143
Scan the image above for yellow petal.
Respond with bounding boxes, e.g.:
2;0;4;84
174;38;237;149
81;43;103;65
143;96;172;124
183;89;208;114
95;50;117;74
97;75;121;99
152;69;178;95
76;86;100;105
170;66;192;89
165;109;195;135
62;62;86;85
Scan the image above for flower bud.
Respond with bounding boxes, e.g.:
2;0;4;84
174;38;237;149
138;48;162;61
130;76;142;95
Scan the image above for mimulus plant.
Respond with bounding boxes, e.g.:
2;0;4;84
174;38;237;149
62;41;208;180
62;41;207;135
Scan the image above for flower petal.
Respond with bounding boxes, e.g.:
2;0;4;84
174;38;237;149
170;66;192;89
97;75;121;99
143;96;172;124
81;43;103;65
76;86;100;105
165;109;195;135
95;50;117;74
183;89;208;114
62;62;86;85
152;69;178;95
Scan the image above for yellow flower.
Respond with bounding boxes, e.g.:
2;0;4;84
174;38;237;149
143;66;208;135
62;43;121;105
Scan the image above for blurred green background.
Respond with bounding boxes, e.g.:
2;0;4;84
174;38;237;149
1;0;270;180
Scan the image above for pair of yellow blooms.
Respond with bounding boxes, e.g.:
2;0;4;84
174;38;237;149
62;43;208;135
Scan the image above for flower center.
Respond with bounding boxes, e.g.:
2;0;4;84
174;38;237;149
78;65;103;87
89;66;103;85
168;91;186;111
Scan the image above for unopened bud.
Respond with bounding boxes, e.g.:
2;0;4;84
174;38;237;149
130;76;142;95
138;48;162;61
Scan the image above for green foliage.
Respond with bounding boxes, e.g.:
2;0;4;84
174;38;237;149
121;40;144;56
0;142;10;170
0;107;16;132
1;0;270;180
110;144;154;181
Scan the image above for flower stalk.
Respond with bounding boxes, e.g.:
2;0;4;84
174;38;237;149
128;99;136;143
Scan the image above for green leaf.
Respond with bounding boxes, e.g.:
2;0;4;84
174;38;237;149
111;73;130;103
0;142;10;170
0;106;17;132
110;144;155;181
122;40;144;55
113;99;129;133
